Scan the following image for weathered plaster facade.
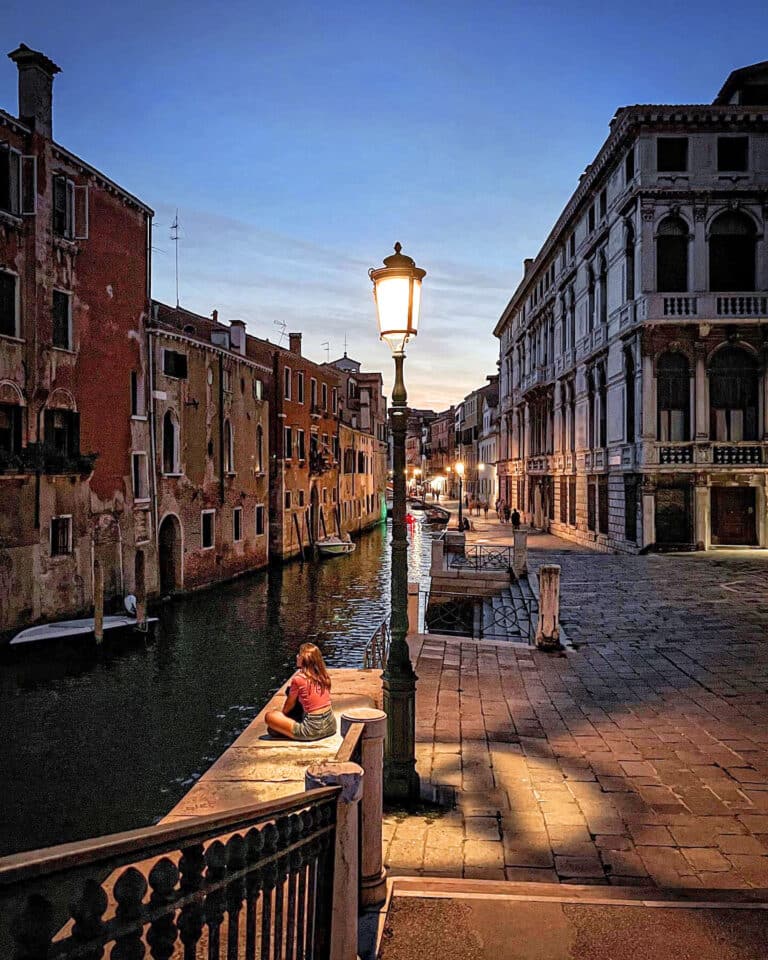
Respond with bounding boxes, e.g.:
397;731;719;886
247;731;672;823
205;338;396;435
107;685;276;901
495;61;768;553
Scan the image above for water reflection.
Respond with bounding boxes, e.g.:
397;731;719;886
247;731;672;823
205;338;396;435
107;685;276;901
0;517;435;856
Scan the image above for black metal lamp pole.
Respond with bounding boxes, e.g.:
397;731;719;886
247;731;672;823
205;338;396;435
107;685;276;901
370;243;424;804
457;472;463;530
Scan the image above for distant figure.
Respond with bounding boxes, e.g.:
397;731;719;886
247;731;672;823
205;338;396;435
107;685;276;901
511;508;521;529
483;502;489;519
464;493;469;508
265;643;336;741
503;503;511;524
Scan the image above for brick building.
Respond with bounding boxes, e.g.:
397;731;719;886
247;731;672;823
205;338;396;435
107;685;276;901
496;61;768;551
0;45;154;632
148;303;271;594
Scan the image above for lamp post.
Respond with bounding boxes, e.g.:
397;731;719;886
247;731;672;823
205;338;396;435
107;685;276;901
456;461;465;529
370;242;425;803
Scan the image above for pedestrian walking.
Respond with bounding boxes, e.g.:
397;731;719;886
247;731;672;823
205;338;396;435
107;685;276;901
483;501;489;519
511;508;521;530
503;503;511;524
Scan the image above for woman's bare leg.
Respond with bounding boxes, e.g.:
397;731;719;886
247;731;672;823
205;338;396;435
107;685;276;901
265;710;298;739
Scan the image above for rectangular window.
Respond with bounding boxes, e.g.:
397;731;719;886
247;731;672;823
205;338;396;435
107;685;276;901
284;426;293;459
284;367;291;400
50;515;72;556
568;477;576;526
0;144;21;215
255;504;265;536
717;136;748;172
657;137;688;172
624;476;638;543
45;408;79;457
332;488;337;502
297;371;304;403
233;506;243;542
569;233;576;259
253;379;263;401
0;402;22;454
53;174;75;238
332;387;338;413
201;510;215;549
52;290;71;350
163;349;188;379
310;378;318;408
298;490;305;507
132;452;148;500
599;189;607;221
625;147;635;184
559;477;568;524
130;370;146;416
285;490;292;510
0;270;18;338
598;475;609;534
297;429;306;460
222;368;231;393
587;482;596;532
322;383;328;410
322;487;328;504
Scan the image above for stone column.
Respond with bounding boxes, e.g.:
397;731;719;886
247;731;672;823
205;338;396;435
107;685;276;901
513;529;528;576
693;478;709;551
94;561;104;644
305;761;364;960
694;341;708;441
407;582;419;636
641;480;656;550
535;564;561;650
641;352;655;440
341;709;388;907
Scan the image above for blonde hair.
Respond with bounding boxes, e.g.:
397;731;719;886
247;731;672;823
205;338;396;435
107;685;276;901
297;642;331;691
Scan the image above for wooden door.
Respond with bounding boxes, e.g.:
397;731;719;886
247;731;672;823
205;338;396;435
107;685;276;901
711;487;757;545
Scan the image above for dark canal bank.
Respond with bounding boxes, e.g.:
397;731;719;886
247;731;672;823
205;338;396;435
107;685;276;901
0;517;434;857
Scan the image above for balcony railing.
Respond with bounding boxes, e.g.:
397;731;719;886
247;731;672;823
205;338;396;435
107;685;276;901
660;444;694;464
648;441;764;467
714;444;762;465
641;293;768;322
0;444;98;476
447;544;515;572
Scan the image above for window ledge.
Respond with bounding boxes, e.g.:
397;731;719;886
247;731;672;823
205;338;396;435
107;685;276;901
226;471;237;477
162;472;182;478
133;497;151;506
0;333;24;344
51;346;76;356
131;414;148;422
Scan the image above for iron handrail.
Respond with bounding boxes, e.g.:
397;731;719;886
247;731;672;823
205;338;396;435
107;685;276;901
446;544;515;571
362;616;391;670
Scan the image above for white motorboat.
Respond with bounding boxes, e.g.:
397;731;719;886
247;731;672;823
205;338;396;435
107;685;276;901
316;536;356;557
10;614;157;646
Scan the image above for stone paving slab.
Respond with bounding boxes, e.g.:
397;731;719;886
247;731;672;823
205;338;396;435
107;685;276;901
385;537;768;891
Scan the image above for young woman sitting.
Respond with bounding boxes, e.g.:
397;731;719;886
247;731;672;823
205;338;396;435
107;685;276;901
265;642;336;741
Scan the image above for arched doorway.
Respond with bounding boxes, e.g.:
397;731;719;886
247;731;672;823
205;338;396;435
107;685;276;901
158;514;182;596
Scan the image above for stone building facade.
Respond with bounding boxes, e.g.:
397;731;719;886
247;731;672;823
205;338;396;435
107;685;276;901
149;304;271;594
0;45;154;633
495;61;768;552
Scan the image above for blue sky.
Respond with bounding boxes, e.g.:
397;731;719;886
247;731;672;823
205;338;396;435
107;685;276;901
3;0;768;407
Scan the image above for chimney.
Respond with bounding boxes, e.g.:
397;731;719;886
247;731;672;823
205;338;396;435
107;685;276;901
211;309;218;323
289;332;302;355
523;258;534;275
8;44;61;139
230;319;246;356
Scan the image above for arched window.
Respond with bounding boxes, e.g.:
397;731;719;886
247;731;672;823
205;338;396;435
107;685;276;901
568;286;576;349
560;296;567;353
597;364;607;448
256;424;263;473
568;381;576;452
559;382;567;452
223;419;234;473
587;370;596;448
587;265;596;332
624;348;636;443
162;410;179;474
709;211;756;291
598;253;608;325
709;346;759;441
625;224;635;301
657;352;690;441
656;216;689;292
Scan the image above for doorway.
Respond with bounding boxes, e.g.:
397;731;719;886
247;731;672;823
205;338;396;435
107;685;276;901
158;514;182;595
655;485;692;547
711;487;757;546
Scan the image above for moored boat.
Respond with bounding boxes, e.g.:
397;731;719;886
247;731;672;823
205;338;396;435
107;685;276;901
316;535;357;557
11;614;158;646
424;506;451;526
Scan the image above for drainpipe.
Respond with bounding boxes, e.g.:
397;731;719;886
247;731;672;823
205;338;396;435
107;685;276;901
219;352;225;506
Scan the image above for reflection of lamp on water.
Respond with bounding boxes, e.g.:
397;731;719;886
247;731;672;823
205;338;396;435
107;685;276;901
370;241;424;803
456;461;465;529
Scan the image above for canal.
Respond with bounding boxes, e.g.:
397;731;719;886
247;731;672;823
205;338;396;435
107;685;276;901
0;516;435;857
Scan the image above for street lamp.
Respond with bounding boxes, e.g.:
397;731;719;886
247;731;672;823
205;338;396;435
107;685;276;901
370;242;425;803
456;461;465;529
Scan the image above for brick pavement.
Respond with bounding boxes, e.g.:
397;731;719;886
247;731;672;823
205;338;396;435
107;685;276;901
384;535;768;890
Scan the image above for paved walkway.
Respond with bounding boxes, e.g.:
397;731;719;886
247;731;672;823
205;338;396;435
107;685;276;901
385;528;768;891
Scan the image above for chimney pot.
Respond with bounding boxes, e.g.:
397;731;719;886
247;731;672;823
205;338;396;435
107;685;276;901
289;332;302;356
7;44;61;139
211;309;218;323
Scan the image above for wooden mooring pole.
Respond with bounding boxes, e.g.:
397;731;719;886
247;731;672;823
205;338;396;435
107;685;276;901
94;561;104;644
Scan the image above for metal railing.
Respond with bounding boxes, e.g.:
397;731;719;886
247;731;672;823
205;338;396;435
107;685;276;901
423;589;534;644
446;544;515;572
362;617;391;670
0;789;339;960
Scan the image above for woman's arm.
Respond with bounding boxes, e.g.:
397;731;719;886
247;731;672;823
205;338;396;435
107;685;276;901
282;673;302;716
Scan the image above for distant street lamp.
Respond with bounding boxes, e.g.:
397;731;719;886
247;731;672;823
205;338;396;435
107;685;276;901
456;461;465;529
370;242;425;803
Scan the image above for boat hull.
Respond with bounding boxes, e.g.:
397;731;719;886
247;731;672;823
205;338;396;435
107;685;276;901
11;615;158;646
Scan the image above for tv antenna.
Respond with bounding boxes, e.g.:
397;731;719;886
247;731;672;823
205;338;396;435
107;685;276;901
321;340;330;362
343;332;348;357
170;209;181;308
273;318;287;346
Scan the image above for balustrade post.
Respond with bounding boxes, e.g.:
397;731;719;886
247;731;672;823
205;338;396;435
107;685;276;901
305;761;364;960
407;583;419;636
341;708;388;907
513;529;528;576
535;564;561;650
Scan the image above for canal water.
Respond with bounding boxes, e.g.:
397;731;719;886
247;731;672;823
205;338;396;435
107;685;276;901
0;517;435;857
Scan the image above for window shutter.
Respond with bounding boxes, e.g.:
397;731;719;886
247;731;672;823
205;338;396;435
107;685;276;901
8;150;21;215
21;155;37;214
66;180;75;239
53;175;67;235
74;185;89;239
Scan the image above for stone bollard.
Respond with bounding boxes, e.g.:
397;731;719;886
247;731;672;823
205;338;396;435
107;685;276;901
513;529;528;576
135;549;147;625
407;582;419;636
341;708;388;907
535;564;561;650
305;761;364;960
93;561;104;643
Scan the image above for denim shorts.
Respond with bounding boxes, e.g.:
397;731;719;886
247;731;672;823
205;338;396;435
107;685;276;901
292;708;336;741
